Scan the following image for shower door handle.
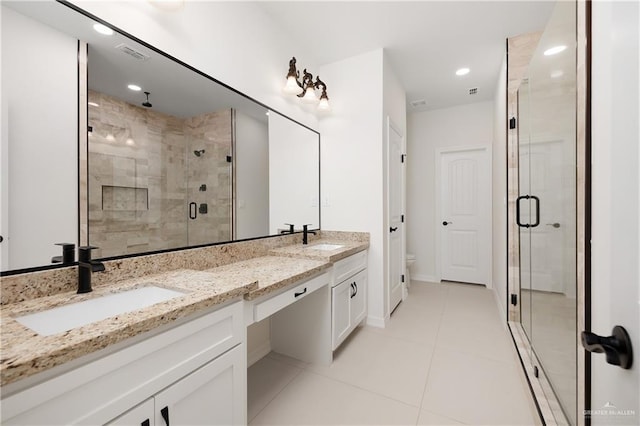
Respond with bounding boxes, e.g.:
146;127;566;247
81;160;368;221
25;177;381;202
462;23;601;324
189;202;197;220
530;195;540;228
516;195;530;228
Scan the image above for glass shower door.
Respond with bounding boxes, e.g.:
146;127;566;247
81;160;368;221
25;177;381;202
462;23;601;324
185;109;234;246
517;1;577;423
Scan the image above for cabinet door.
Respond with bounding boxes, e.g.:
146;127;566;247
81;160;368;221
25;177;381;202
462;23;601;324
350;269;367;326
332;279;352;350
105;398;154;426
154;345;246;426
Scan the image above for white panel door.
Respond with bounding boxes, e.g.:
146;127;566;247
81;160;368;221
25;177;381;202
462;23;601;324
590;0;639;424
387;120;404;313
440;149;490;284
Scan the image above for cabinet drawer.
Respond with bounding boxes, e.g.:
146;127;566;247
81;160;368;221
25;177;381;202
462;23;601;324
254;272;329;322
333;250;367;285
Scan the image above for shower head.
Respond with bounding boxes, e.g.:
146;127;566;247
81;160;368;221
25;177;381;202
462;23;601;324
142;91;152;108
194;149;205;157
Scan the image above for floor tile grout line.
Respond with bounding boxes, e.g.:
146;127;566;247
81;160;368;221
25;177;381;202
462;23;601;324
300;368;425;411
415;281;449;422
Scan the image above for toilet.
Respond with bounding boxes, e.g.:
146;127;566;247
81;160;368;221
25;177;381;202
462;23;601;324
405;253;416;288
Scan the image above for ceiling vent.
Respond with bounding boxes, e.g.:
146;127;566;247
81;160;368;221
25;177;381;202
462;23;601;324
468;87;479;95
410;99;427;108
115;43;150;61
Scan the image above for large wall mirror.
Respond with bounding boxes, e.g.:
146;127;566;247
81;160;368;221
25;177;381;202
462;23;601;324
0;1;320;273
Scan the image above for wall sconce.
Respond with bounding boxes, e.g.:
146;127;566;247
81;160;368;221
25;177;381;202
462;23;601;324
283;57;330;112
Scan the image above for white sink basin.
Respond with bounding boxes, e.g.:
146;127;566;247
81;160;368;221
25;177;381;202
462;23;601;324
307;243;344;251
15;286;186;336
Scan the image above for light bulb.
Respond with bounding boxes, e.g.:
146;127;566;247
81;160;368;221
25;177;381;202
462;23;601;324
302;86;318;103
318;96;330;112
283;76;301;95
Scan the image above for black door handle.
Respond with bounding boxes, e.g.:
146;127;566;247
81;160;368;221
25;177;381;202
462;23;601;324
160;406;170;426
189;202;197;220
442;221;452;226
581;326;633;369
294;288;307;298
530;195;540;228
390;227;398;232
516;195;530;228
141;420;150;426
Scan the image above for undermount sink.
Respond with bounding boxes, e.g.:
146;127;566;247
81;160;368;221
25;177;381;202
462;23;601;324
15;286;187;336
307;243;344;251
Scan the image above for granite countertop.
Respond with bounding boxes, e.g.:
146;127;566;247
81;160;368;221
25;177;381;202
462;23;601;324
204;256;332;301
0;237;368;388
269;238;369;263
0;269;258;387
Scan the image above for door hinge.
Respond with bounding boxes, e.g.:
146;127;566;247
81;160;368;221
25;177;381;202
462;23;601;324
401;214;405;223
401;154;406;163
401;274;405;283
510;293;518;306
509;117;517;129
226;155;232;163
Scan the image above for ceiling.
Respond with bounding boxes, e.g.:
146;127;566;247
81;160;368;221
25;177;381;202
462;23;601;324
259;1;556;112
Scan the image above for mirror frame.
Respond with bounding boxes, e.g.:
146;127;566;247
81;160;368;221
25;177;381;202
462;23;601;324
0;0;321;276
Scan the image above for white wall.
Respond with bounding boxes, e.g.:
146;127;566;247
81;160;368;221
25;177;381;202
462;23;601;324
319;49;386;326
70;1;319;132
1;6;78;270
406;101;494;282
268;112;319;233
591;0;639;421
492;55;508;317
235;112;269;240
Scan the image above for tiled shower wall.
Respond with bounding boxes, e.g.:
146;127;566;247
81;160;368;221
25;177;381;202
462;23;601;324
87;91;232;258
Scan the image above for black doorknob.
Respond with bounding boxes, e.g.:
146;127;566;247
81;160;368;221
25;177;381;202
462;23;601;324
442;221;452;226
389;227;398;233
581;325;633;369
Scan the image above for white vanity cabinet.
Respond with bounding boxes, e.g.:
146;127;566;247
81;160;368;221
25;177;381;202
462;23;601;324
331;251;367;350
1;301;246;426
107;345;244;426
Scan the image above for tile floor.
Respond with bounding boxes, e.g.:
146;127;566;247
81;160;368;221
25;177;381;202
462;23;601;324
248;280;540;425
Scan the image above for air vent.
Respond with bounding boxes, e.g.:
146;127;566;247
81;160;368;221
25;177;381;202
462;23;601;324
468;87;479;95
410;99;427;108
115;43;150;61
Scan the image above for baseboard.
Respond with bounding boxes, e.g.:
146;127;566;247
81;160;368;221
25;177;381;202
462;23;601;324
411;274;437;283
366;315;387;328
247;339;271;367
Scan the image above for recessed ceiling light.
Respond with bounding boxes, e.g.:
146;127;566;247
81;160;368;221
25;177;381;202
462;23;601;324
88;102;100;107
456;68;470;76
128;84;142;91
93;23;113;36
544;45;567;56
550;70;564;78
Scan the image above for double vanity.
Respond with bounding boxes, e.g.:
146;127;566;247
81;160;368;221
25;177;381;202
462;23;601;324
0;232;369;425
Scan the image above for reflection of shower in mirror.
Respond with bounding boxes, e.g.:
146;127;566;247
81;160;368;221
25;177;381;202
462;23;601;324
193;149;205;157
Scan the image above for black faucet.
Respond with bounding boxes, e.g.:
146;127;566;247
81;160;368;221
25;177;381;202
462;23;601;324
78;246;105;294
302;224;317;245
280;223;295;234
51;242;75;265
